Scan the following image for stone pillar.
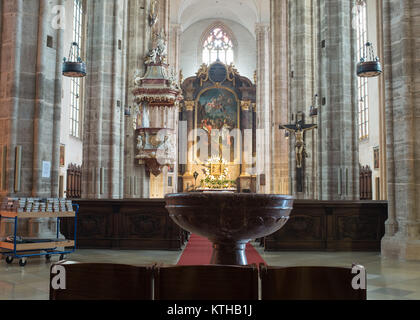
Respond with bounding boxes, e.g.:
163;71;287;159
270;0;289;194
255;23;271;194
0;0;64;240
376;0;388;201
169;23;181;74
317;0;359;200
123;0;151;199
239;101;253;191
0;0;64;198
288;0;318;199
182;101;195;190
82;0;127;199
381;0;420;260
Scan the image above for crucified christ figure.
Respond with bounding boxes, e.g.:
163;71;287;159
280;121;317;169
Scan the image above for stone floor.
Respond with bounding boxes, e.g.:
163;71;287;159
0;243;420;300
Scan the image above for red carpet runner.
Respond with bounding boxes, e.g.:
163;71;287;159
177;234;266;266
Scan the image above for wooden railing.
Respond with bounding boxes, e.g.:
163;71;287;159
66;164;82;199
360;165;372;200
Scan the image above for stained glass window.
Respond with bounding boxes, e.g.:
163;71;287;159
202;27;234;65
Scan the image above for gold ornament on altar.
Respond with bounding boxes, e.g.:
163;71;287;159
199;157;237;191
197;63;209;86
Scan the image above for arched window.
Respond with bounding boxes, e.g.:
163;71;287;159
202;26;235;65
356;0;369;140
70;0;84;138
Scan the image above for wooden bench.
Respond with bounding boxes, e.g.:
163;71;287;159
154;264;259;300
50;262;366;300
260;265;367;300
49;261;154;300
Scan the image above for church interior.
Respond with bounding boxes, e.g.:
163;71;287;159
0;0;419;301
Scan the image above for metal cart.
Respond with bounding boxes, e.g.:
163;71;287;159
0;204;78;267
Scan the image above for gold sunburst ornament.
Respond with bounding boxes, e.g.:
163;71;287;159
199;157;237;191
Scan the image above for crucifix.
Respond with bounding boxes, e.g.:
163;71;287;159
280;114;317;193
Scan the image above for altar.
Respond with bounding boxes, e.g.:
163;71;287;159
179;61;257;192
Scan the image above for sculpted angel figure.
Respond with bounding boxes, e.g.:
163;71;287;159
156;34;167;59
144;48;157;65
137;133;145;151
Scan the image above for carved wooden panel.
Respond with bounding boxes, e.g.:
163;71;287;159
335;213;380;241
61;200;185;250
265;201;387;252
61;200;387;252
271;214;324;241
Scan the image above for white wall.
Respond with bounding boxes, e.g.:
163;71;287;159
358;0;381;199
59;0;84;197
180;18;256;81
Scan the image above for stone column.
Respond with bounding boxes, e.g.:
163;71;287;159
255;23;271;194
82;0;127;199
169;23;181;74
288;0;318;199
182;101;195;190
0;0;64;198
381;0;420;260
270;0;289;194
317;0;359;200
123;0;151;199
239;101;253;191
376;0;388;201
0;0;64;240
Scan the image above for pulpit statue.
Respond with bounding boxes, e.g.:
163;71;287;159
149;0;159;27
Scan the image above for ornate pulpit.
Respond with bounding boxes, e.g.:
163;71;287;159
132;32;182;178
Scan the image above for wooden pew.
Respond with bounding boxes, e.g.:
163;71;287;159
154;264;259;300
260;265;367;300
49;261;154;300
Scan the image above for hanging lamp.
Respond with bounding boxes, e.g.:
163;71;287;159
357;42;382;78
62;42;86;78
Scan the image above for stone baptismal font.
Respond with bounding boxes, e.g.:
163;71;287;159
165;193;294;265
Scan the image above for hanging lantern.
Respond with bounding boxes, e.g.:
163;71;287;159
62;42;86;78
357;42;382;78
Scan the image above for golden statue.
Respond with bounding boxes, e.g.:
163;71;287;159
280;122;317;169
179;69;184;85
196;63;209;86
227;63;239;85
